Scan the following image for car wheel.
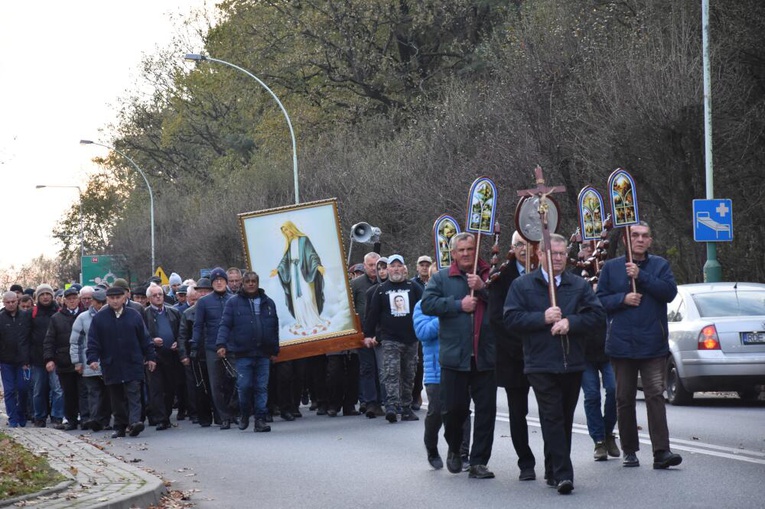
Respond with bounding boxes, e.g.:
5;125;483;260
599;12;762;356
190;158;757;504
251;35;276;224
737;389;761;402
666;359;693;406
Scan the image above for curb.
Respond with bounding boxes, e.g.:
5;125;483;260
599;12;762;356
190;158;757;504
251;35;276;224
3;427;165;509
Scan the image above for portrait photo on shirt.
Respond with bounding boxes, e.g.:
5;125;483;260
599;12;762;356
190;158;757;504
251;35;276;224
389;291;410;317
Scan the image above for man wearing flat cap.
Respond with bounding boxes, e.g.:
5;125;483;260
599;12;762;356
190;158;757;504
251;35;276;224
87;286;156;438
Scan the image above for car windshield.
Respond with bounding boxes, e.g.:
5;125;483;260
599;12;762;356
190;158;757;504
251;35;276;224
692;291;765;317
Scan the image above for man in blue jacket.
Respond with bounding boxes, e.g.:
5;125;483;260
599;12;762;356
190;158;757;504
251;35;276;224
596;222;681;470
87;286;156;438
217;271;279;433
504;233;605;494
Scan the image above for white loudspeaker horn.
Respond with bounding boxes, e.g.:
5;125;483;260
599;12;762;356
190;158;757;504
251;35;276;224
350;222;381;243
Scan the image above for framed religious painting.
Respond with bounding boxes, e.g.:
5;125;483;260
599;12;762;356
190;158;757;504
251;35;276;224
238;198;363;361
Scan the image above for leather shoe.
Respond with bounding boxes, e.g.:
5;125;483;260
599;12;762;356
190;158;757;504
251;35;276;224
64;422;78;431
623;452;640;467
238;416;250;430
385;410;397;423
653;450;682;469
519;468;536;481
365;404;378;418
446;451;462;474
280;412;296;421
327;409;338;417
111;428;126;438
220;419;231;430
89;422;103;432
156;422;170;431
342;407;360;416
427;450;443;470
253;418;271;432
127;422;144;437
468;465;495;479
557;479;574;494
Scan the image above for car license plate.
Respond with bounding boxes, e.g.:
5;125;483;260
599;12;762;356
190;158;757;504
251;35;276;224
742;332;765;344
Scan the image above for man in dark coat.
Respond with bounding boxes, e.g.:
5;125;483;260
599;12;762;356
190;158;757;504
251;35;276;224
43;287;82;430
217;271;279;433
87;286;156;438
0;291;31;427
29;284;63;427
142;283;183;430
487;231;537;481
504;233;605;495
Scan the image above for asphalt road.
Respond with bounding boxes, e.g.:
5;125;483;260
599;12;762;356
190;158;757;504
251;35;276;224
80;391;765;509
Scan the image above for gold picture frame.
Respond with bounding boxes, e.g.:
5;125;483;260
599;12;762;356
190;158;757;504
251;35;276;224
238;198;363;361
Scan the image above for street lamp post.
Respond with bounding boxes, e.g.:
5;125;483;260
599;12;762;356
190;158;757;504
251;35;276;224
79;140;156;274
36;184;84;283
184;53;300;204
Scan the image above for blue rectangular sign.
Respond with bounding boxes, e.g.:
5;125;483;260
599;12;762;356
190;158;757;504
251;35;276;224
693;199;733;242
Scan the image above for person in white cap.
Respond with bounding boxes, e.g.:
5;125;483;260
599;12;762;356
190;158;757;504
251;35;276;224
411;255;433;290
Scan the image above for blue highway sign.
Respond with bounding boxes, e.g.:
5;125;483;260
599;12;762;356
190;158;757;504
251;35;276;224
693;199;733;242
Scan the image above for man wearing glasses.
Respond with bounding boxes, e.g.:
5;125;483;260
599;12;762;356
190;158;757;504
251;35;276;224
504;233;604;494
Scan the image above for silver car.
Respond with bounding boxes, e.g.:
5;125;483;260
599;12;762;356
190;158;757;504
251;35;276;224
665;282;765;405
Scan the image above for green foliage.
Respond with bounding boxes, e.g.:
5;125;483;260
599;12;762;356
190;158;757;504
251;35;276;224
0;433;65;500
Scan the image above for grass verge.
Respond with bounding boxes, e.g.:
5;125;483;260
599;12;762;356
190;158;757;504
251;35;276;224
0;431;67;500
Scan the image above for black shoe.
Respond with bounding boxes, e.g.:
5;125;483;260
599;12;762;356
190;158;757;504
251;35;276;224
342;407;360;416
238;416;250;430
90;422;103;432
111;428;126;438
358;403;367;414
400;409;419;421
156;422;170;431
81;421;92;431
254;418;271;432
327;409;338;417
316;405;327;416
365;404;378;419
176;411;186;421
653;450;682;469
281;412;296;421
33;420;46;428
427;449;443;470
468;465;495;479
546;478;557;487
64;422;78;431
128;422;144;437
446;451;462;474
557;480;574;494
519;468;536;481
220;419;231;430
385;410;397;423
309;401;318;411
623;452;640;467
199;422;212;428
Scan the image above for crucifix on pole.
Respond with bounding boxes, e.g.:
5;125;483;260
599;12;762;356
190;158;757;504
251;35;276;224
517;165;566;306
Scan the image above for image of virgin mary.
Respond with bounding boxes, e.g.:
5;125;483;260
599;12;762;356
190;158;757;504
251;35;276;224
271;220;330;336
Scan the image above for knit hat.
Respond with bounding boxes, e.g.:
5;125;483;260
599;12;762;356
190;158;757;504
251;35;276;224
169;272;182;286
35;284;55;299
209;267;228;283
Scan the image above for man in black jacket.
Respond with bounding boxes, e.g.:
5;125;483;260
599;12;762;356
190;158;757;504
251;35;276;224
504;233;605;495
0;291;31;427
30;284;63;427
487;231;537;481
142;283;183;430
43;287;82;430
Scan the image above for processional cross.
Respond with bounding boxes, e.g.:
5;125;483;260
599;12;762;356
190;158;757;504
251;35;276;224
517;165;566;306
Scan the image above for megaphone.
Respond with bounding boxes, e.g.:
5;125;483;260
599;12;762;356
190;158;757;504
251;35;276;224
350;222;381;243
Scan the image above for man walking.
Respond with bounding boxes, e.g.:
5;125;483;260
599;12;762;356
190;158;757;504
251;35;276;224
504;233;605;494
216;271;279;433
421;233;497;480
0;291;31;427
87;286;156;438
596;221;682;469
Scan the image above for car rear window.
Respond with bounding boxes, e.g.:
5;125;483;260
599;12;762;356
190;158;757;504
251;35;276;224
692;291;765;317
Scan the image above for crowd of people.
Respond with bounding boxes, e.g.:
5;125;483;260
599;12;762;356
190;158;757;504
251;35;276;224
0;221;683;494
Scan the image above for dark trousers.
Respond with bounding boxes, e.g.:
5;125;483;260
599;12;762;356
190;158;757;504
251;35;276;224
358;346;379;406
412;342;424;405
326;353;359;411
527;371;582;483
424;383;470;457
205;349;233;421
182;363;198;419
147;352;180;424
611;356;670;454
305;355;327;409
192;359;215;425
83;376;111;427
108;380;142;430
277;359;305;414
504;383;537;471
58;371;81;424
440;360;497;466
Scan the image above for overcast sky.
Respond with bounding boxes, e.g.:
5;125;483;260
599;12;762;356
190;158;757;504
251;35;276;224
0;1;208;270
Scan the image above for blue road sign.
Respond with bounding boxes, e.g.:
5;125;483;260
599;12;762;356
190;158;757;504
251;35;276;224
693;199;733;242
